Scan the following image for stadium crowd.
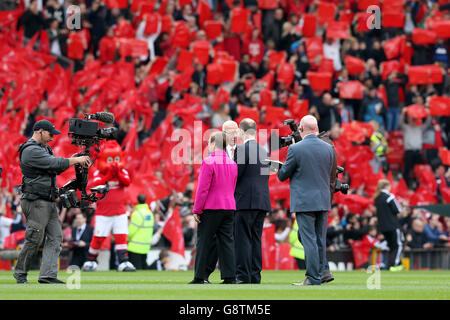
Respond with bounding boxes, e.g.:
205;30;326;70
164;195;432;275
0;0;450;270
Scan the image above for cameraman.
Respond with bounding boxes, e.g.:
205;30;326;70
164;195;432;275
14;120;90;284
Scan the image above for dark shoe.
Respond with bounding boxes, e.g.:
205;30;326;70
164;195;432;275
16;279;29;284
321;271;335;284
292;278;319;286
188;278;208;284
38;278;65;284
221;278;236;284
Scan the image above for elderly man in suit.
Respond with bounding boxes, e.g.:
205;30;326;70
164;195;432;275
277;115;334;286
234;118;271;284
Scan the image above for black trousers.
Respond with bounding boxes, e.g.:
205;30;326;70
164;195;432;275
205;236;219;278
128;252;148;270
234;210;266;284
70;249;88;268
194;210;235;280
382;229;403;268
403;150;422;187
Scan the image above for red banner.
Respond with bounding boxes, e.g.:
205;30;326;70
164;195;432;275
305;37;323;67
380;60;400;80
172;22;190;48
302;14;317;37
382;36;405;60
258;0;279;9
408;65;443;85
318;1;336;26
204;20;222;39
428;20;450;38
206;63;222;85
318;58;334;74
326;21;350;39
162;207;185;257
405;104;428;119
412;28;437;45
429;96;450;116
440;148;450;166
345;55;365;75
382;12;405;28
307;72;332;91
193;40;211;65
339;81;364;99
230;8;249;33
277;62;295;85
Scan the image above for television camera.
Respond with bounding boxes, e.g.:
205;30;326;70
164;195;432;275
59;112;118;208
278;119;350;194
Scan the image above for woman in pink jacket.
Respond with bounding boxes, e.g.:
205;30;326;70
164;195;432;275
190;132;238;284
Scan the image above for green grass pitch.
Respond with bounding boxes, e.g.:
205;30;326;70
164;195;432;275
0;270;449;300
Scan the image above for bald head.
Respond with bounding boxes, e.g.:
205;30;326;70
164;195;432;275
222;120;238;146
299;115;319;138
239;118;257;140
239;118;256;134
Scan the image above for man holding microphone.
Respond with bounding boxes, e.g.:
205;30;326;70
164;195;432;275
14;120;91;284
277;115;334;286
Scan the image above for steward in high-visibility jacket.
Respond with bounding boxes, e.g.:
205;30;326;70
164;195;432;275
369;129;389;173
370;131;388;158
289;219;305;263
128;203;154;255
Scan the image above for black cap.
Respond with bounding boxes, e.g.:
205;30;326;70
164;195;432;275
33;120;61;135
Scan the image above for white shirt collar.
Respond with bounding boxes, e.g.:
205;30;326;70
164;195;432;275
226;145;235;159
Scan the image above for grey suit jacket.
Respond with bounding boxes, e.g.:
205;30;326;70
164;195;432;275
277;134;333;213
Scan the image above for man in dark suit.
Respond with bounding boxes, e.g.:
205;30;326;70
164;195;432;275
69;212;94;268
277;115;334;286
234;118;271;284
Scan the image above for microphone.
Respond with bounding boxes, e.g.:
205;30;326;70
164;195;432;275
85;112;115;124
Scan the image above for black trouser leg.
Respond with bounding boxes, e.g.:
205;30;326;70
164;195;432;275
128;252;145;270
250;212;265;284
383;230;400;268
403;150;422;187
194;211;235;280
215;211;236;280
234;211;252;283
205;235;218;279
194;213;218;280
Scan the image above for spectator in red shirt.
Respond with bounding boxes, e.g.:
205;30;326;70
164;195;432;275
242;29;265;64
224;29;242;62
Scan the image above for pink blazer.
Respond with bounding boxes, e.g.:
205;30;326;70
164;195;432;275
193;150;238;214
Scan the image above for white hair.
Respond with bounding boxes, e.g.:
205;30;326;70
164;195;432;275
222;120;238;131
